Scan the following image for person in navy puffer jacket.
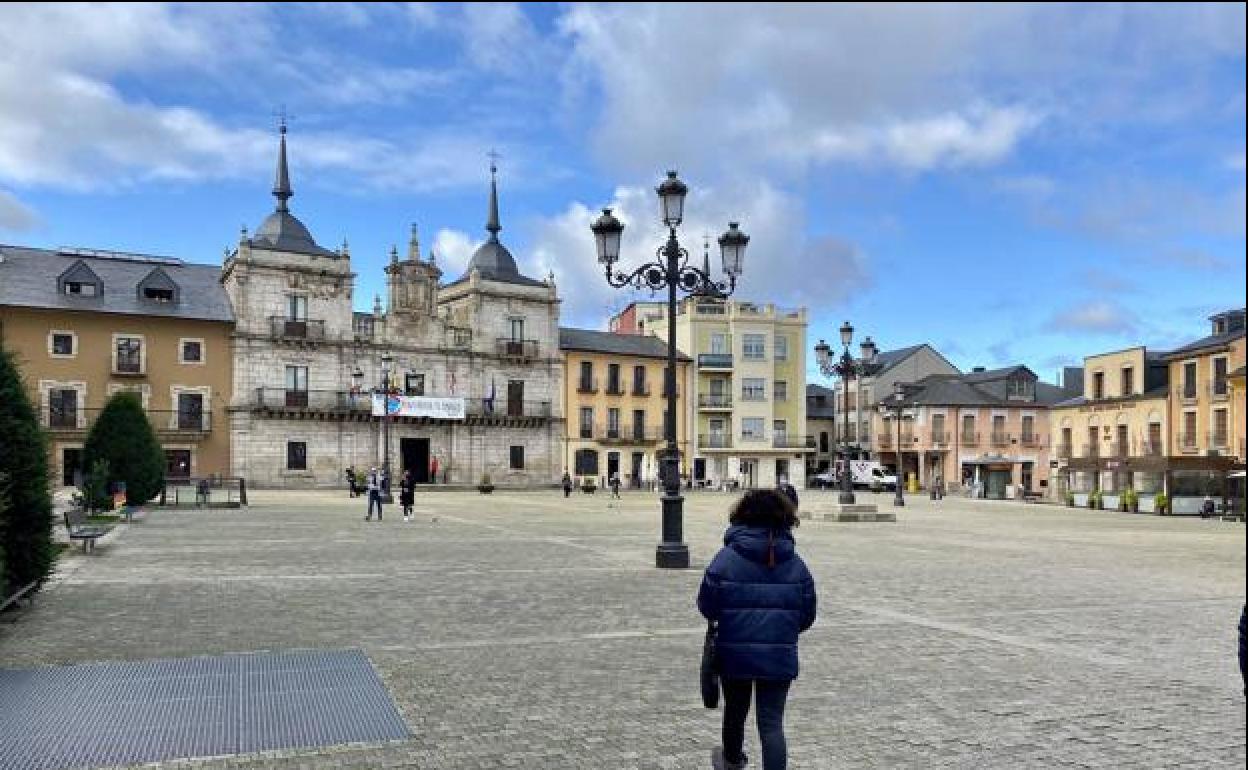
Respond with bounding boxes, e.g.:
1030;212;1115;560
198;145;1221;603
698;489;817;770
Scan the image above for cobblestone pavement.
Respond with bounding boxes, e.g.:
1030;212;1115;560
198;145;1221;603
2;489;1244;769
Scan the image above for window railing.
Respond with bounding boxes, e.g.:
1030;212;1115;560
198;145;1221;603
577;378;598;394
45;408;212;434
1177;384;1197;401
1020;432;1041;447
605;380;626;396
1210;380;1229;399
772;434;815;449
1056;443;1073;459
269;316;326;342
1178;432;1198;451
699;433;733;448
990;432;1011;447
594;425;662;443
961;432;980;447
1111;441;1129;457
929;430;950;445
496;338;539;360
740;390;766;402
877;434;893;449
632;382;651;397
698;394;733;409
1139;440;1163;456
698;353;733;369
1082;443;1099;457
1208;431;1229;449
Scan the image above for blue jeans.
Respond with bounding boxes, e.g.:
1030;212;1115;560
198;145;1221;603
367;491;383;519
722;678;791;770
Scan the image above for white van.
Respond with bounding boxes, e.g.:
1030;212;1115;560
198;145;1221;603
813;461;898;490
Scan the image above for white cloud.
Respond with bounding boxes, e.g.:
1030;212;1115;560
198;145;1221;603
0;189;38;231
1046;301;1139;336
431;228;478;279
1227;150;1247;172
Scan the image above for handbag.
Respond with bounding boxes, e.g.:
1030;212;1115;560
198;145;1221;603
701;620;720;709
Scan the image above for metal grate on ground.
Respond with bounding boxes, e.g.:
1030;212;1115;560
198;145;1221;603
0;648;410;770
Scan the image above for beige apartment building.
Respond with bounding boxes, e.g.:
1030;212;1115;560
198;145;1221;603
0;245;234;486
634;298;811;489
559;327;691;486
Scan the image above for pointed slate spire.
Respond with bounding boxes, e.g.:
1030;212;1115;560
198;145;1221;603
272;118;293;213
702;234;712;276
486;153;501;240
408;223;421;261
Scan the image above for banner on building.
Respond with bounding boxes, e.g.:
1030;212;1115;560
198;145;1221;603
371;394;466;420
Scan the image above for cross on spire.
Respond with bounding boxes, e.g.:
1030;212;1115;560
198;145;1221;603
274;104;295;134
271;106;294;212
485;150;502;238
487;148;502;173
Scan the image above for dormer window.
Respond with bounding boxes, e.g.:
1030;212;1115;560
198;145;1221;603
136;267;179;305
57;259;103;298
1006;376;1035;401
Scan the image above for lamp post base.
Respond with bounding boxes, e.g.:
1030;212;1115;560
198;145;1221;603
656;542;690;569
838;491;856;505
894;493;905;507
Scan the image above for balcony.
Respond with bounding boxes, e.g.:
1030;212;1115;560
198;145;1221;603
961;432;980;447
698;353;734;370
576;378;599;394
1209;381;1229;401
700;433;733;449
496;338;539;361
1056;444;1073;459
1208;431;1230;450
1178;433;1198;453
604;381;626;396
877;434;893;450
632;383;651;397
1176;385;1198;403
1082;443;1099;458
1139;441;1163;457
773;434;815;449
255;388;357;411
698;394;733;410
1020;432;1041;448
1111;441;1130;457
46;408;212;436
929;430;950;446
269;316;326;342
594;425;662;443
465;399;553;419
990;432;1011;447
740;391;766;402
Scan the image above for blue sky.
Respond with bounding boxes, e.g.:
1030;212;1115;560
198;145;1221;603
0;3;1243;382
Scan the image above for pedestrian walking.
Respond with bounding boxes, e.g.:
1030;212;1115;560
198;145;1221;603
345;466;358;497
430;456;440;486
698;489;816;770
400;470;415;522
776;476;798;513
1201;495;1216;519
562;472;573;498
610;472;622;499
365;467;384;521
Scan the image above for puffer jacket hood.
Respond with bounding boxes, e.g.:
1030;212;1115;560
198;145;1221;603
724;525;796;568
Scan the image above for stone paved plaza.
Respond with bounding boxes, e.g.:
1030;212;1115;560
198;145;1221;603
2;489;1245;769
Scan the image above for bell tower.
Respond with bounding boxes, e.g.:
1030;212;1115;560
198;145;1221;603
385;224;442;318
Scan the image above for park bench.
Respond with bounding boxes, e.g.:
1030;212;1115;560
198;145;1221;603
64;509;111;552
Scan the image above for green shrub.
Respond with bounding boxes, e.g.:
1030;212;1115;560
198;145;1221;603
1087;489;1102;508
83;392;164;507
1122;488;1138;506
0;473;9;600
1154;492;1169;512
1064;489;1074;505
0;346;55;591
80;458;111;512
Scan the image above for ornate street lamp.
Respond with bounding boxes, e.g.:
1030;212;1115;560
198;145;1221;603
379;352;395;503
591;170;748;569
877;381;909;507
815;322;876;505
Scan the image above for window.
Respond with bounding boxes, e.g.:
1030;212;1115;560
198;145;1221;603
607;408;620;437
180;339;203;364
51;332;75;357
932;414;946;442
49;388;78;428
574;448;599;475
579;361;594;391
64;282;97;296
1213;357;1228;396
177;393;204;430
285;365;308;408
742;418;764;439
165;449;191;478
633;409;646;440
1061;427;1072;451
1182;362;1197;398
579;407;593;439
114;336;143;374
288;295;308;321
710;333;729;355
961;414;975;441
607;363;621;393
286;441;307;470
742;378;765;401
774;381;788;402
1182;412;1196;448
510;445;525;469
992;415;1006;442
1021;415;1035;441
774;335;788;361
773;419;787;441
1087;426;1098;455
507;380;524;417
143;287;174;302
405;373;425;396
776;458;790;482
1092;372;1104;400
1120;367;1133;397
1147;423;1162;454
819;432;829;453
509;318;525;341
633;365;647;395
1213;409;1228;446
743;334;765;360
1006;377;1034;400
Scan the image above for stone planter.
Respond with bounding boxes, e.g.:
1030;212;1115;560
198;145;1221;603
478;484;494;494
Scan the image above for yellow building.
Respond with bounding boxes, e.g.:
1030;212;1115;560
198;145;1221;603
1052;308;1246;513
559;327;691;487
638;299;810;489
0;245;234;486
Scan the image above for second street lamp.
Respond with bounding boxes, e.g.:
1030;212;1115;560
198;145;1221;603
591;170;748;569
814;322;876;505
379;352;395;504
878;382;909;507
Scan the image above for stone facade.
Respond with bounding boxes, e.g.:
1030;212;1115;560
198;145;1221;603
223;131;563;488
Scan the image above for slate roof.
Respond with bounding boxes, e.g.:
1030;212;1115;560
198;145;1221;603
559;327;691;361
905;369;1070;408
865;344;926;376
962;365;1033;383
449;165;546;289
806;383;837;418
1163;328;1246;358
1051;384;1170;409
0;245;233;323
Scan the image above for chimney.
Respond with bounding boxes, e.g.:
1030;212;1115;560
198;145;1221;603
972;366;986;373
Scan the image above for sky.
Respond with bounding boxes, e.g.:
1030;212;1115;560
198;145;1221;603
0;2;1244;384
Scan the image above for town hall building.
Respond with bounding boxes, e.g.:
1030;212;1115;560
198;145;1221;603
223;125;563;487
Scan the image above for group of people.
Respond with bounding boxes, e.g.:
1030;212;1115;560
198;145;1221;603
349;466;418;522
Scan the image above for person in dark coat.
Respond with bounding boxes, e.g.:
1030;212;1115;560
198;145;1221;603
399;470;415;522
562;472;573;498
776;476;799;512
698;489;817;770
1239;603;1247;696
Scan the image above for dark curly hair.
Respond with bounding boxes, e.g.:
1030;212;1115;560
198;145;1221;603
729;488;799;530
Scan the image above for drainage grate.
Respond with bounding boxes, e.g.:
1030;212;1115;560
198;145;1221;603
0;649;410;770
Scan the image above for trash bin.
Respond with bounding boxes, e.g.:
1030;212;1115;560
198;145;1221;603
907;473;919;494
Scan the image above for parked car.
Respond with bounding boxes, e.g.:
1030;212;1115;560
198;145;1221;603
812;462;898;490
